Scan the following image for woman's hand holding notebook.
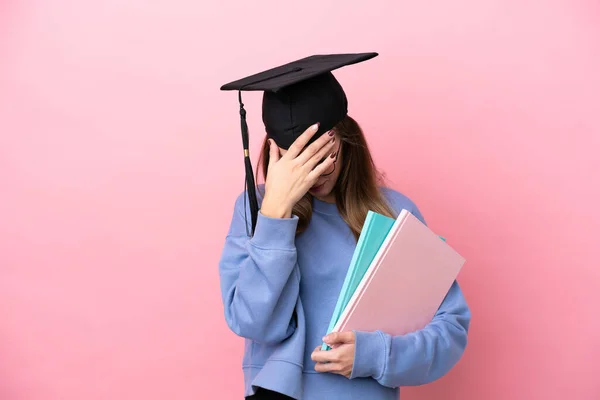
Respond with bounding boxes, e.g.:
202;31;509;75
322;209;465;349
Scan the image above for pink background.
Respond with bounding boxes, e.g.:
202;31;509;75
1;0;599;399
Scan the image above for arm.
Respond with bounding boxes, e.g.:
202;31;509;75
350;202;470;387
350;280;470;387
218;192;300;345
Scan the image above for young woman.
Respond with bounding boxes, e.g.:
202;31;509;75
218;53;471;400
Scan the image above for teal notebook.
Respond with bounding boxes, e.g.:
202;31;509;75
321;210;395;350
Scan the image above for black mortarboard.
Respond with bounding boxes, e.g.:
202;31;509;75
220;52;378;235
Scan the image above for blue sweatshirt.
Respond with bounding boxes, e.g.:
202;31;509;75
218;186;471;399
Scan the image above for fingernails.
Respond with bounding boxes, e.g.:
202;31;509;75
330;151;337;158
328;130;334;136
331;137;335;143
311;123;320;131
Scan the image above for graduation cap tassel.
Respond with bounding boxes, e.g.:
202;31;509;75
238;91;259;236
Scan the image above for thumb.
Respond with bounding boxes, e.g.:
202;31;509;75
323;331;355;345
268;138;279;168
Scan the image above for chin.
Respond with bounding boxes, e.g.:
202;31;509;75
309;182;333;197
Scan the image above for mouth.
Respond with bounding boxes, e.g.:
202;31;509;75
310;182;325;192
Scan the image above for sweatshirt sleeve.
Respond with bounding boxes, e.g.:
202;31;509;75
218;192;300;345
349;197;471;387
350;280;471;387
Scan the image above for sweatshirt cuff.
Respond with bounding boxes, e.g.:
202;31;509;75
350;330;387;380
250;211;299;250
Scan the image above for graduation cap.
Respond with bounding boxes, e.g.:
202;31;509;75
220;52;379;235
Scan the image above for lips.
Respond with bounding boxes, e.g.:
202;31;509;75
311;183;324;191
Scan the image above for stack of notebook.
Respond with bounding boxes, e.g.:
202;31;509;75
322;209;465;350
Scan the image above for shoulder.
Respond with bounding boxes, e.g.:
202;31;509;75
379;186;418;212
379;186;427;225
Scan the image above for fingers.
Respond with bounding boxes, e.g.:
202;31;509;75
267;138;279;169
311;347;345;374
295;129;336;166
303;135;337;172
306;150;336;182
314;360;344;374
311;347;338;364
284;123;320;160
323;331;355;345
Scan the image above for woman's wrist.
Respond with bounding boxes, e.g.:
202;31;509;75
260;196;292;219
